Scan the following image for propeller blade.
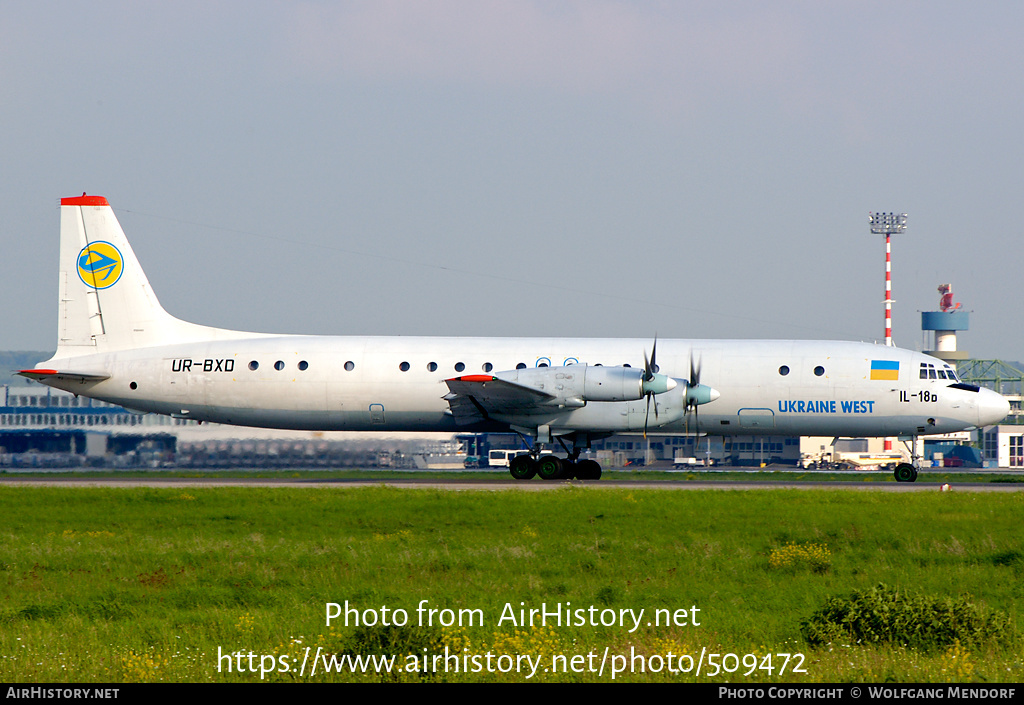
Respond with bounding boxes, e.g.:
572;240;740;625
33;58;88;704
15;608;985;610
642;335;660;382
641;335;676;398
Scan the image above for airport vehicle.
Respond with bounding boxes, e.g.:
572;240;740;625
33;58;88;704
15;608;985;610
672;456;710;468
20;196;1010;482
487;449;531;468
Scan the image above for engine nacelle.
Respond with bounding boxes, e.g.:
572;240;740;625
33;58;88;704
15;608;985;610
494;364;675;405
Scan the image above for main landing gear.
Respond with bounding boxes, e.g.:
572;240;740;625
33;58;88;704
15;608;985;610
509;454;602;481
509;435;603;481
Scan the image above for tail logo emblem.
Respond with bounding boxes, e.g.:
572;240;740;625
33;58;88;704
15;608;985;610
77;241;124;289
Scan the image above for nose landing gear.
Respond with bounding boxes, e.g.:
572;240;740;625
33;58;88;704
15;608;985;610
893;463;918;483
894;436;921;482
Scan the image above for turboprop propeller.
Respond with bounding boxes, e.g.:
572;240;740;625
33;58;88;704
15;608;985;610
641;345;721;438
640;339;718;436
683;354;720;436
641;339;672;436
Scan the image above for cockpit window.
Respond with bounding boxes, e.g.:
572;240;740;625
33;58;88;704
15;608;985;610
920;362;946;380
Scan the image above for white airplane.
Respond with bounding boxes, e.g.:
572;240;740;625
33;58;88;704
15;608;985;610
20;195;1010;482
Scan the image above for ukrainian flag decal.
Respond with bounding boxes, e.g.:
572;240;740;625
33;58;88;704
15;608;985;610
870;360;899;381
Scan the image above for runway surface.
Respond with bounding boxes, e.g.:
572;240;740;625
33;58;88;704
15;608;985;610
1;476;1022;491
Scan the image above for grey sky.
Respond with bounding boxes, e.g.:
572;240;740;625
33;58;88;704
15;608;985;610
2;1;1021;361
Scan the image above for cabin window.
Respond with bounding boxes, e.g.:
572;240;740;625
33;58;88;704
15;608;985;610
248;361;259;371
516;363;527;369
779;365;790;376
482;362;493;372
454;362;466;372
427;362;438;372
344;361;355;371
814;366;825;377
298;361;308;371
399;361;410;372
274;361;285;371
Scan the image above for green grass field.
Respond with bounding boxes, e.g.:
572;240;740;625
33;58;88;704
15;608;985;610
1;485;1021;682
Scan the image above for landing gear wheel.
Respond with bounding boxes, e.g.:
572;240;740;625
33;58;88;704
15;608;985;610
537;456;566;481
894;463;917;483
509;455;537;480
577;459;602;481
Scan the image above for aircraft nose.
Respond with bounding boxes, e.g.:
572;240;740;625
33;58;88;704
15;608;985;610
978;389;1011;426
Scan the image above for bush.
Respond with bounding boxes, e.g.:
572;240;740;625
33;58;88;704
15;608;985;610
347;623;441;656
801;584;1016;650
345;623;443;680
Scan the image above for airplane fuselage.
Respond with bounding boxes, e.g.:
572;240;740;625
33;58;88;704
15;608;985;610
41;336;1002;438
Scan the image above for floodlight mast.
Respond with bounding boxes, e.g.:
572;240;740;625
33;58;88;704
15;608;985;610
869;212;907;455
869;212;907;347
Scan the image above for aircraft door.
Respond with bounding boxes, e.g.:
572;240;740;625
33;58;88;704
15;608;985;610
369;403;386;424
738;408;775;429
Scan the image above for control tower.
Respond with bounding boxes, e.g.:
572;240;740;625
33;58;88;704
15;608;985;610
922;284;969;363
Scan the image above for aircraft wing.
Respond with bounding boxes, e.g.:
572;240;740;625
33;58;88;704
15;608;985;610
17;369;111;384
443;375;557;426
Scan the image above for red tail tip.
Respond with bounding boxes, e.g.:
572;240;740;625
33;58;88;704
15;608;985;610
61;195;109;206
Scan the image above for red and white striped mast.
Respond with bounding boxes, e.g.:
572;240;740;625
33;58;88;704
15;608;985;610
869;212;907;346
884;233;893;345
869;211;907;452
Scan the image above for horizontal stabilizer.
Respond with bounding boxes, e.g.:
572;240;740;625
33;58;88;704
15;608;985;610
17;369;111;384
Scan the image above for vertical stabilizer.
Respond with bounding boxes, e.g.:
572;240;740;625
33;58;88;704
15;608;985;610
51;195;251;359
